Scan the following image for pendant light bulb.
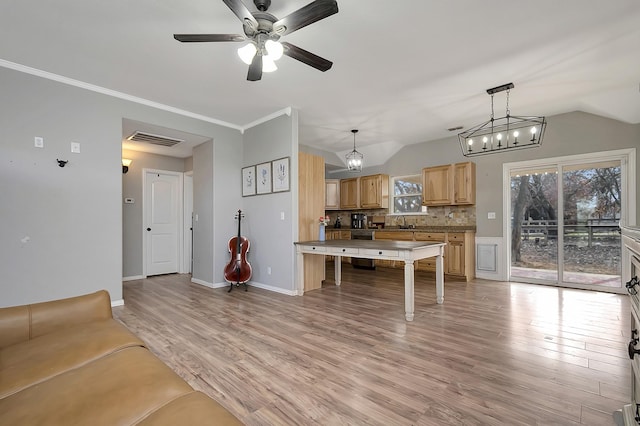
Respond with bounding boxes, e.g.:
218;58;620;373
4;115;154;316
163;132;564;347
237;43;257;65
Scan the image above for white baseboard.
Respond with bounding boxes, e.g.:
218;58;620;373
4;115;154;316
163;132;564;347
247;281;297;296
475;237;507;281
191;278;296;296
111;299;124;307
123;275;144;282
191;278;224;289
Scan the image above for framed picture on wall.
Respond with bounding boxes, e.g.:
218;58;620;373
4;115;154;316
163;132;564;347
256;162;272;194
241;165;256;197
272;157;290;192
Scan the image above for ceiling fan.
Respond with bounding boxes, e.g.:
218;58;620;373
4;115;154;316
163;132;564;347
174;0;339;81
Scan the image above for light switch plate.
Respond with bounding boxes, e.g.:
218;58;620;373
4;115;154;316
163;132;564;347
71;142;80;153
488;212;496;219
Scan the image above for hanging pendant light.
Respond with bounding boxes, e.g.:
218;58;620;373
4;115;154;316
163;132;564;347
345;129;364;172
458;82;547;157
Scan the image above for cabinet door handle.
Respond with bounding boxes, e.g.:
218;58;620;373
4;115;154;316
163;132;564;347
626;276;639;295
629;338;640;360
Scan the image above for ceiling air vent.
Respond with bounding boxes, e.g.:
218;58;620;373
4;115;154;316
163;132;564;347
126;131;184;147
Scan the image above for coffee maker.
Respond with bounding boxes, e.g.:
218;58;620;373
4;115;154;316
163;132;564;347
351;213;365;229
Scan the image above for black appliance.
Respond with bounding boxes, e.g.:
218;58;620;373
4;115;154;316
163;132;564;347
351;230;375;270
351;213;365;229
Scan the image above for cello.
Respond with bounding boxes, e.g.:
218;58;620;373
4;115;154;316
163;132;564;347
224;209;252;292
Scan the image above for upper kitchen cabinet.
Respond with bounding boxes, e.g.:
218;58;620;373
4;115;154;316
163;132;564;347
453;162;476;205
325;179;340;210
360;174;389;209
422;164;454;205
422;162;476;206
340;177;360;209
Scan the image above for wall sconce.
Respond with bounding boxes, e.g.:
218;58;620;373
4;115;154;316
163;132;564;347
122;158;132;174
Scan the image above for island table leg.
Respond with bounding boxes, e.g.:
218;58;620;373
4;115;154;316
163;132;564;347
404;260;415;321
436;253;444;304
334;256;342;286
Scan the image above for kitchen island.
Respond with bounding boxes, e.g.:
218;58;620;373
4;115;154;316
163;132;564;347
294;239;446;321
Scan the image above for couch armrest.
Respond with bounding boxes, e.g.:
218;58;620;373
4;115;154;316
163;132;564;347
0;290;113;349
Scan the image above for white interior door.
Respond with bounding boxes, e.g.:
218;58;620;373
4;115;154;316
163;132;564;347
145;170;182;276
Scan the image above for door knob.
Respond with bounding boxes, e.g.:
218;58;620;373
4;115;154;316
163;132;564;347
146;228;151;231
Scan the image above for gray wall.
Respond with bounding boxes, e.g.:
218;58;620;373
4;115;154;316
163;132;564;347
0;66;242;306
121;150;188;278
241;112;297;292
324;111;639;237
192;141;215;284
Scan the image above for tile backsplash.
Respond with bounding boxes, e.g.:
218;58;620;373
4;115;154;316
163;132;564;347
324;206;476;228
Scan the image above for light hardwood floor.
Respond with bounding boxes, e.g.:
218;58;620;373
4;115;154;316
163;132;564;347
113;265;630;425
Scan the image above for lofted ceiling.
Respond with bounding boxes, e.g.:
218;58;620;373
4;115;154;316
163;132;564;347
2;1;639;166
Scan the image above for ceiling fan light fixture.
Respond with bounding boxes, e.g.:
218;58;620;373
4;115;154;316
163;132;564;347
237;43;257;65
265;40;283;61
262;56;278;72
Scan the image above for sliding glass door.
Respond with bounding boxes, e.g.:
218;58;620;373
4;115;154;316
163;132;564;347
508;152;629;292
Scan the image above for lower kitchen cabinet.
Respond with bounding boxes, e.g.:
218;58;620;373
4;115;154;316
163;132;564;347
446;232;475;280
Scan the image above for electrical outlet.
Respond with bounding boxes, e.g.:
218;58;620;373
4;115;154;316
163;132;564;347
267;266;272;275
280;212;285;220
34;137;44;148
71;142;80;153
488;212;496;219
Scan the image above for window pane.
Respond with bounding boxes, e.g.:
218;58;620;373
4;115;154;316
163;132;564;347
394;176;422;196
394;195;422;213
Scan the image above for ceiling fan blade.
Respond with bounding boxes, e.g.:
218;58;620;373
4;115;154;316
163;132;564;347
222;0;259;31
282;42;332;72
247;55;263;81
273;0;338;36
173;34;245;42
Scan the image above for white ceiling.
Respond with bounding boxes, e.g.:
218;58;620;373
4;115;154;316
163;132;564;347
2;1;640;165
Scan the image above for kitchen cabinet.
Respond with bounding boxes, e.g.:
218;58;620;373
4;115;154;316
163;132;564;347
422;161;476;206
360;174;389;209
620;225;640;422
422;164;454;205
453;162;476;205
340;178;359;209
325;179;340;210
445;232;475;280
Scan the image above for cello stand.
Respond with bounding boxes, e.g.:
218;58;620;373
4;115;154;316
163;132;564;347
228;263;248;292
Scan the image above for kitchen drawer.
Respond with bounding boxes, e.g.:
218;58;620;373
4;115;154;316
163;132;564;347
361;248;399;258
375;231;413;241
414;232;445;241
307;246;327;253
328;247;359;255
447;233;466;242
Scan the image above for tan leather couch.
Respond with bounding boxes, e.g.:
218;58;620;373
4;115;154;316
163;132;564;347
0;290;243;425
